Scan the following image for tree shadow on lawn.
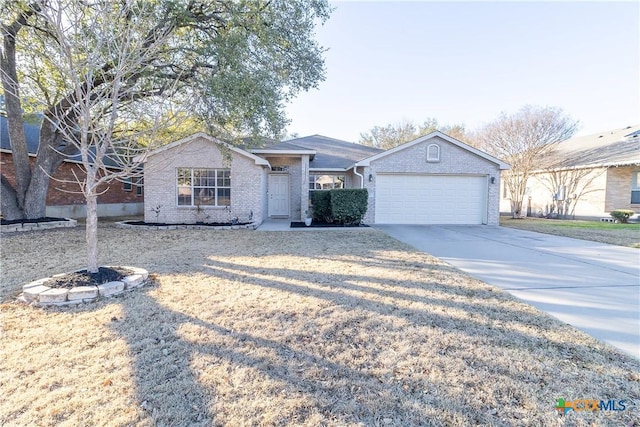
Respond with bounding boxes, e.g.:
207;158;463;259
200;257;585;350
110;288;462;426
108;255;640;426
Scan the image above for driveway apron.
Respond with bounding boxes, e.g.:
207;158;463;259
375;225;640;358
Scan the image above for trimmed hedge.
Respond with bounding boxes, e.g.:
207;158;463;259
330;189;368;225
310;189;369;225
310;190;333;223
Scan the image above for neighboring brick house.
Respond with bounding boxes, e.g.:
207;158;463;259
0;116;143;218
142;131;509;225
500;125;640;219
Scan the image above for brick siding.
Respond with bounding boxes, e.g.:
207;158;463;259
360;136;502;225
0;152;143;206
143;137;266;224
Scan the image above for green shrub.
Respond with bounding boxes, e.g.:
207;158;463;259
330;188;368;225
310;191;333;223
610;209;634;223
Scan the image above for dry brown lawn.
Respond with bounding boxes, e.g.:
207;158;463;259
1;223;639;426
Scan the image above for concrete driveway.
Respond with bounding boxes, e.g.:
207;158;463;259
375;225;640;358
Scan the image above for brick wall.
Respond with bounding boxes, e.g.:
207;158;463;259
605;166;638;212
0;152;143;206
361;136;502;225
143;137;266;224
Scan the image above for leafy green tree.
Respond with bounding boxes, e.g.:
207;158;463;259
1;0;330;221
359;118;467;149
1;0;329;274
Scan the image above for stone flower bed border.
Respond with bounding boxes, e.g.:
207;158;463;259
1;218;77;233
115;220;258;230
19;266;149;307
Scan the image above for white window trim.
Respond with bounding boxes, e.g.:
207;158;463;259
309;174;346;191
177;168;231;207
426;143;440;162
632;171;640;204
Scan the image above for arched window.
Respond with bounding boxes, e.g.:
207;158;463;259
426;144;440;162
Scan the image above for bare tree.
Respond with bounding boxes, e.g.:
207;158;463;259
33;0;186;273
1;0;330;221
537;149;606;218
359;118;467;149
474;106;579;218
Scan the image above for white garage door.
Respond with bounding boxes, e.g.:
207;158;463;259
375;174;487;224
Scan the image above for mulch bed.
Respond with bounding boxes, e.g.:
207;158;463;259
43;266;133;289
1;217;69;225
123;221;251;227
290;221;369;228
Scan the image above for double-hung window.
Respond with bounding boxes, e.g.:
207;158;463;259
177;168;230;207
632;171;640;204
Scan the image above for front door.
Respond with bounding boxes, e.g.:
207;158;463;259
268;174;289;217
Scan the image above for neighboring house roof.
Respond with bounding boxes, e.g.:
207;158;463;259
141;132;270;166
355;131;510;170
267;135;383;170
541;125;640;169
0;115;41;154
0;114;125;169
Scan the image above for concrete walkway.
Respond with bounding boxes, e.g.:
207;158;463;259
256;218;371;232
375;225;640;358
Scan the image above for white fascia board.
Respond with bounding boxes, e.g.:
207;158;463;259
356;131;511;170
309;168;348;172
251;149;316;156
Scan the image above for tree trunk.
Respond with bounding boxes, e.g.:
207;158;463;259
1;175;24;219
511;199;522;219
1;18;31;218
85;192;99;274
22;122;67;219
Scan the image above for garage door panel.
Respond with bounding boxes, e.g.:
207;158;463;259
375;175;486;224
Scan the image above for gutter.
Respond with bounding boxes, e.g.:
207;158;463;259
352;163;364;189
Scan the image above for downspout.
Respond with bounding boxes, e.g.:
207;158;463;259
352;163;364;188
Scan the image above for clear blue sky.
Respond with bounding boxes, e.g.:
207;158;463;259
284;1;639;142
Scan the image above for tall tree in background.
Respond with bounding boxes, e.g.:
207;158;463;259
359;118;467;149
1;0;330;221
474;105;578;218
1;0;330;273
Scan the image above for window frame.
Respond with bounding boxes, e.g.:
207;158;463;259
632;171;640;204
135;177;143;196
426;143;440;162
309;174;346;191
177;168;231;207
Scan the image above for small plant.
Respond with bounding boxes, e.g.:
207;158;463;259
150;204;162;220
610;209;634;224
194;204;211;223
